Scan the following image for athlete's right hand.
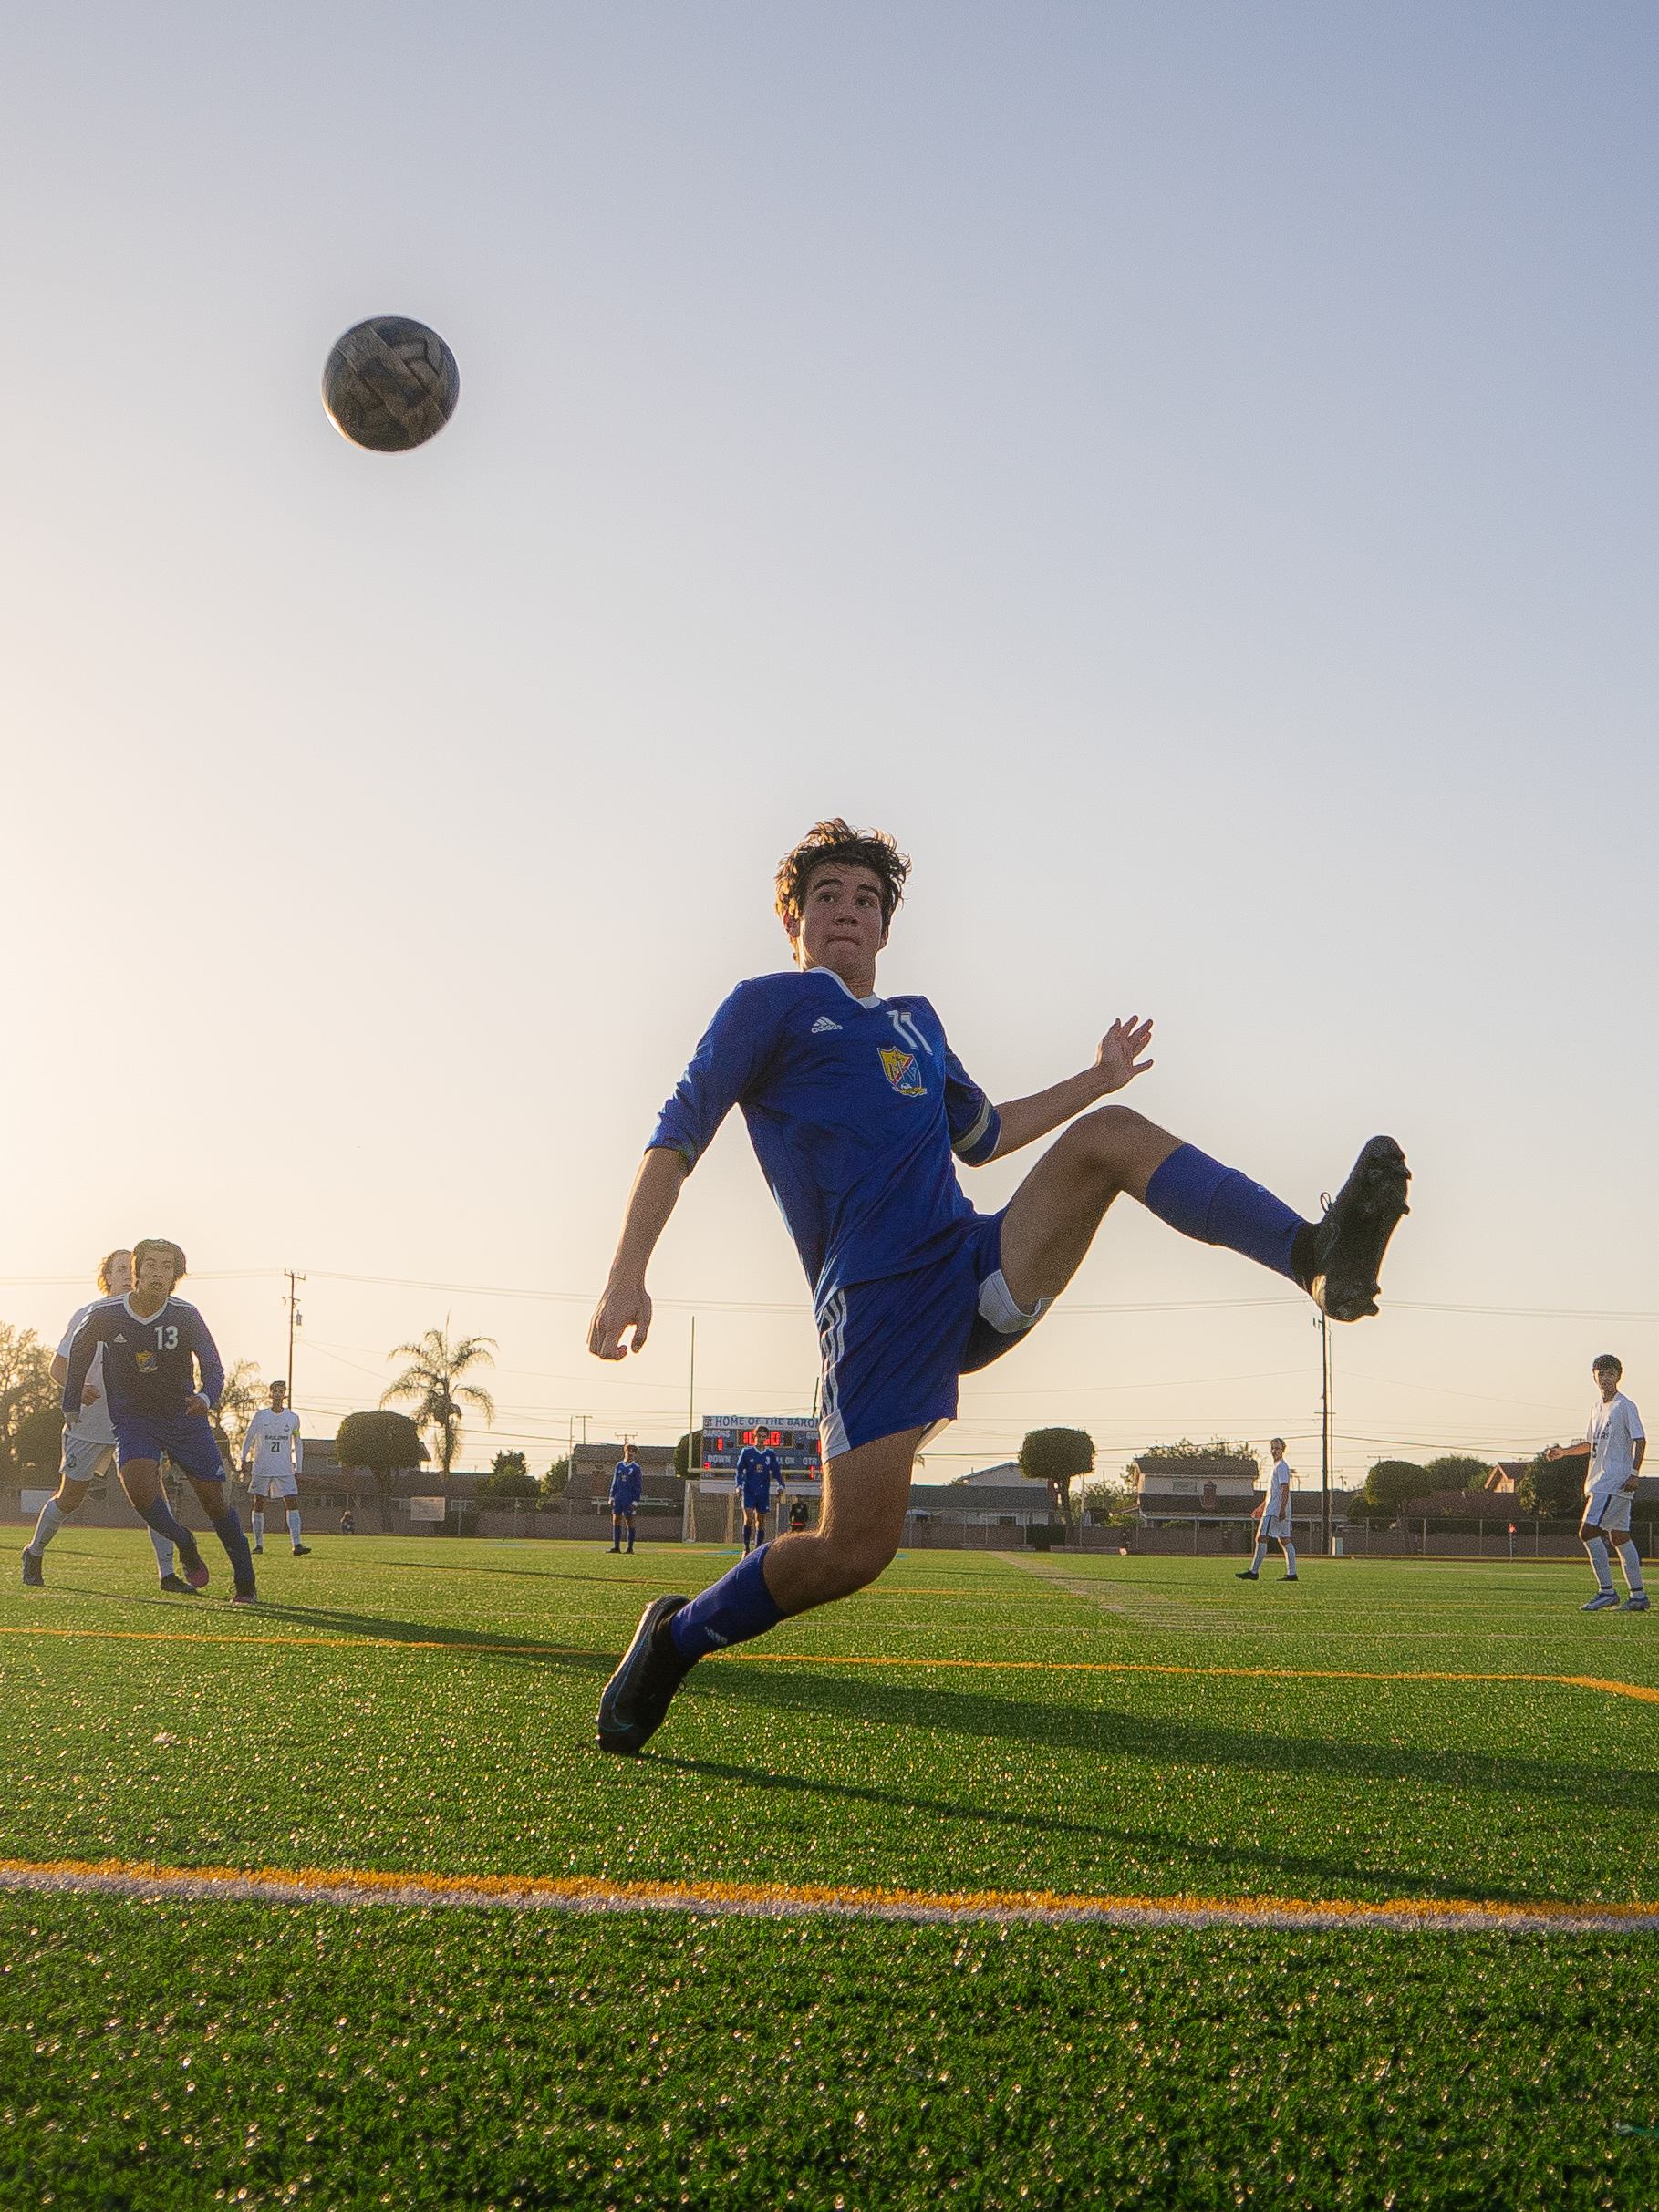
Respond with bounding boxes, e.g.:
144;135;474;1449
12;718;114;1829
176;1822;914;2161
80;1384;100;1406
588;1281;653;1360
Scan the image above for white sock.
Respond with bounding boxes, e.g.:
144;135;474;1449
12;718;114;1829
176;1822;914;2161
252;1511;264;1545
1586;1535;1613;1588
1282;1542;1297;1576
287;1508;303;1545
26;1496;71;1556
1618;1541;1645;1597
150;1530;174;1576
1250;1541;1268;1572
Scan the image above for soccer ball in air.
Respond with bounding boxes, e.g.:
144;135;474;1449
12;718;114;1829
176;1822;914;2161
321;316;460;453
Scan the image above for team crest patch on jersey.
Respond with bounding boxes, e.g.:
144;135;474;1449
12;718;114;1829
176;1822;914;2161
878;1046;926;1097
136;1350;158;1373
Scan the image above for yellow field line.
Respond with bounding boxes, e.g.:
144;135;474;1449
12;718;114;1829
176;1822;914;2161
0;1854;1653;1933
2;1623;1658;1703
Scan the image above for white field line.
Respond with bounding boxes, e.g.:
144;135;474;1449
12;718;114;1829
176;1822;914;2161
0;1858;1654;1934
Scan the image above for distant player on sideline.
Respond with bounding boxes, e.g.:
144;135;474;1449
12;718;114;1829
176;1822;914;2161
241;1380;310;1556
590;820;1411;1752
735;1440;786;1556
1548;1357;1648;1614
609;1445;643;1554
1238;1439;1297;1582
61;1239;258;1603
24;1250;191;1593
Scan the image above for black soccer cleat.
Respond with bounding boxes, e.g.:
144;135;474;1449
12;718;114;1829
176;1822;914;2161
597;1595;696;1756
291;1544;312;1556
21;1550;44;1589
1293;1136;1411;1321
158;1573;200;1594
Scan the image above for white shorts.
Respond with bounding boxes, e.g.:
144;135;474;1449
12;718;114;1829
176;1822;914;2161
60;1427;118;1486
1260;1513;1291;1540
1584;1489;1633;1535
249;1473;299;1501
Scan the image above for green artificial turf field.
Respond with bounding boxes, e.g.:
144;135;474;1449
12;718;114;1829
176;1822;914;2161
1;1532;1657;2207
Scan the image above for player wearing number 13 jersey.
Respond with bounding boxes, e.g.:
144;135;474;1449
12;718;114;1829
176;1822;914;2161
590;818;1412;1754
61;1238;258;1601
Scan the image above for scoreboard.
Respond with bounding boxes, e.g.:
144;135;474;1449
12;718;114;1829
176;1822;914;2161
699;1416;822;1481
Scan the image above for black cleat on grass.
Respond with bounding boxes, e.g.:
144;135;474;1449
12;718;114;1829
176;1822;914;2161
21;1550;44;1589
158;1573;199;1595
291;1544;312;1556
597;1594;695;1756
1292;1135;1411;1321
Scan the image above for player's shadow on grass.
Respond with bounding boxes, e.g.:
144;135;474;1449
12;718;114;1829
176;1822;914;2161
646;1751;1543;1905
687;1663;1659;1817
217;1599;617;1666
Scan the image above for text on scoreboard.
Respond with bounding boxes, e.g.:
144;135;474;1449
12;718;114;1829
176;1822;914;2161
699;1416;822;1478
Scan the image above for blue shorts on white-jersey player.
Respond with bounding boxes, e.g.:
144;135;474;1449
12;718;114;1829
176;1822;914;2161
816;1205;1049;1458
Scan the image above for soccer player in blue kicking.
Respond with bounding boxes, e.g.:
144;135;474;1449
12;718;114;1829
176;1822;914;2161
609;1444;643;1553
589;819;1411;1753
735;1441;785;1556
61;1239;259;1604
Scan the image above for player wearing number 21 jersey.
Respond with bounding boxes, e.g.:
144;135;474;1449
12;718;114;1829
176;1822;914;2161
591;818;1411;1755
241;1380;310;1557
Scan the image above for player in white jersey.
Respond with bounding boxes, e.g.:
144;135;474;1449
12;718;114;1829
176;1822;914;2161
1237;1438;1298;1583
1548;1356;1648;1613
240;1381;310;1556
23;1250;194;1593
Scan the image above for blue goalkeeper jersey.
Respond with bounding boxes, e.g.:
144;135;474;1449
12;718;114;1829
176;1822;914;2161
62;1295;225;1421
649;970;1001;1311
735;1445;783;1506
610;1459;643;1510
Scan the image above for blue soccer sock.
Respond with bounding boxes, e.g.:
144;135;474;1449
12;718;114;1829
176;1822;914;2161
210;1507;256;1590
669;1545;784;1661
135;1491;198;1556
1144;1144;1308;1282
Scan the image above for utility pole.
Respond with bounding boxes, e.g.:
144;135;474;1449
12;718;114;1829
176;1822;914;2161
687;1315;697;1473
1320;1308;1332;1556
285;1270;306;1398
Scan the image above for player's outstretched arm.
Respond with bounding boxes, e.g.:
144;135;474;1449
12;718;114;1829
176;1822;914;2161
987;1017;1155;1162
1546;1441;1592;1460
588;1147;690;1360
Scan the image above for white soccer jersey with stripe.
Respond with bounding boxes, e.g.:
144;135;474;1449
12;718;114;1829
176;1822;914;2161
57;1298;119;1447
243;1409;303;1483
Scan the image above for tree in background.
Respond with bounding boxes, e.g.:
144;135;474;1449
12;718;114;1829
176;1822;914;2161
1424;1454;1494;1495
1516;1450;1584;1522
210;1358;264;1474
380;1325;497;1478
0;1326;57;1483
336;1409;430;1533
1019;1427;1095;1520
674;1432;702;1479
543;1454;572;1498
477;1450;538;1503
1133;1438;1258;1465
1351;1460;1433;1524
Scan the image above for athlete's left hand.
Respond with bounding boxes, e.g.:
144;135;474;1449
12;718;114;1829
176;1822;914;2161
185;1394;211;1418
1094;1017;1154;1093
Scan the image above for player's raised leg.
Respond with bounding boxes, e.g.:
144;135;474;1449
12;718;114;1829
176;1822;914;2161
996;1104;1409;1325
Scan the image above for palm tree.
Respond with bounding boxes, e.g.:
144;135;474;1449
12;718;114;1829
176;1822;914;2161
380;1324;497;1478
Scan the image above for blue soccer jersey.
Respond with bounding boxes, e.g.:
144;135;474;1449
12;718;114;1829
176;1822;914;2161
62;1296;224;1421
649;970;1001;1310
610;1459;643;1511
735;1445;778;1509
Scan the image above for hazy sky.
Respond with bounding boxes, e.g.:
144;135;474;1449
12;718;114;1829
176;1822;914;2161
4;5;1655;1488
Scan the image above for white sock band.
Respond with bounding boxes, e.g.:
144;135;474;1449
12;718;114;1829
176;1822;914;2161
150;1530;174;1575
1618;1541;1645;1594
27;1497;70;1554
287;1509;302;1542
1586;1535;1612;1587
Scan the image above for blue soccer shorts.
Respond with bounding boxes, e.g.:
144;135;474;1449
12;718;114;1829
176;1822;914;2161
741;1487;772;1514
816;1207;1050;1462
113;1410;227;1487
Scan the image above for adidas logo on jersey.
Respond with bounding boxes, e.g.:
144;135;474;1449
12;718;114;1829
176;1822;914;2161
811;1016;842;1033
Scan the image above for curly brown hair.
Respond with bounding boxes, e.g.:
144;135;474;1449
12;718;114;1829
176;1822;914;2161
131;1238;187;1287
773;819;911;931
